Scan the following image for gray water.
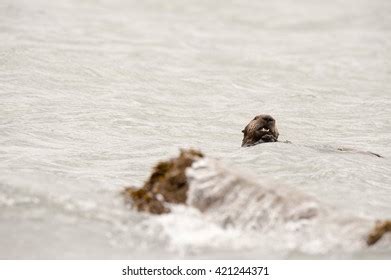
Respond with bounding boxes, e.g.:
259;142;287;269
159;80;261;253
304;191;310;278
1;0;391;259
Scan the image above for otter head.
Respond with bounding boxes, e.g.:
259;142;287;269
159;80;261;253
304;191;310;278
241;114;279;147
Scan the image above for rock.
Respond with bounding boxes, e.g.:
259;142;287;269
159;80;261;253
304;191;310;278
122;149;389;250
122;149;203;214
367;220;391;246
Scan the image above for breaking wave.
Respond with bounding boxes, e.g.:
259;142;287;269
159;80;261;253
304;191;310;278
185;158;388;254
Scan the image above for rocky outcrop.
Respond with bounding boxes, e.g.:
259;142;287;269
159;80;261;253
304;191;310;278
122;149;203;214
122;149;389;249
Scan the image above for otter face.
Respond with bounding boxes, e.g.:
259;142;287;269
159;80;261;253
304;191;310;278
241;114;279;147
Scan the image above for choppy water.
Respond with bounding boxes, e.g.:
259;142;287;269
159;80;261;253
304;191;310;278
1;0;391;259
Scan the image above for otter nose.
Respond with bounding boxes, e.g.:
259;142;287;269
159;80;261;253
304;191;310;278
264;116;274;122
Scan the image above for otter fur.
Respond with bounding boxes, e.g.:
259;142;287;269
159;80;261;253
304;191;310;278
241;114;279;147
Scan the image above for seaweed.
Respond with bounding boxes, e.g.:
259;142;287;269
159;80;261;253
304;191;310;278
122;149;204;214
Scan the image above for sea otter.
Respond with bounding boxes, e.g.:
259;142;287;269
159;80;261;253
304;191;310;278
241;114;279;147
241;114;382;157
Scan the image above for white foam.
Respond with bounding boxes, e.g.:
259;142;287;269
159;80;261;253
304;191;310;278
186;158;378;254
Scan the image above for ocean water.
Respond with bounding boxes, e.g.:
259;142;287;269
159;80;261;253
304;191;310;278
0;0;390;259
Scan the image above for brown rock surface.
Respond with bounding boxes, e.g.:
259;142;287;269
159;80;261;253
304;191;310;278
123;149;203;214
366;220;391;246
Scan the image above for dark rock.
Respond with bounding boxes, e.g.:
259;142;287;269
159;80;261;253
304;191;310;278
122;149;204;214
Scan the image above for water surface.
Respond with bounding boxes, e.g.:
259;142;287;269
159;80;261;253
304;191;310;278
1;0;391;259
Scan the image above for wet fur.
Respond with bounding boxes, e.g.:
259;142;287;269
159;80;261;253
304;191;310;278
241;114;279;147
